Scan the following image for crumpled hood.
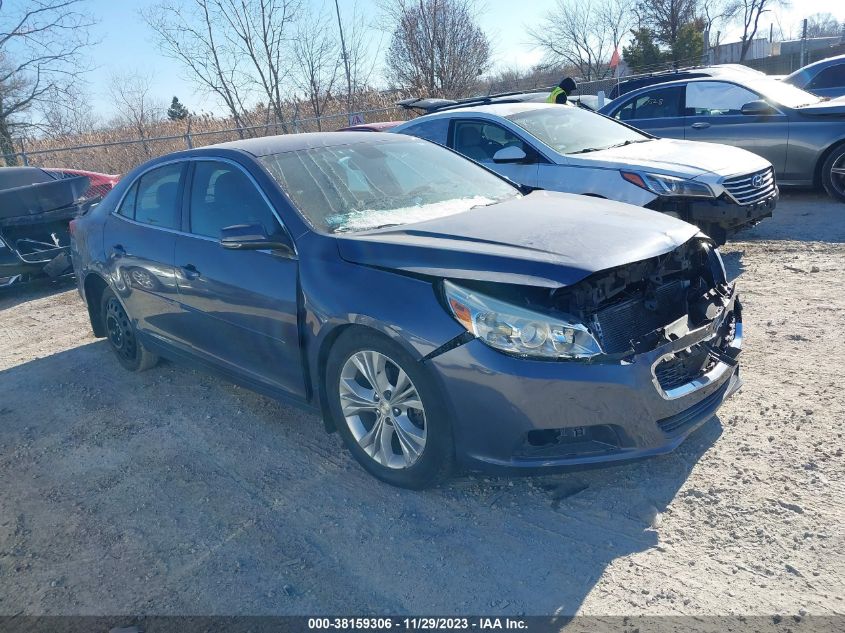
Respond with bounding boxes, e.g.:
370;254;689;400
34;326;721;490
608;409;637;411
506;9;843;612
335;191;699;288
566;138;770;178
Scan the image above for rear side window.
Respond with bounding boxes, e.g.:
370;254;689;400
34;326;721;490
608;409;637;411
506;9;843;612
188;161;280;239
398;118;449;145
116;183;138;218
134;163;183;230
808;64;845;90
615;86;684;120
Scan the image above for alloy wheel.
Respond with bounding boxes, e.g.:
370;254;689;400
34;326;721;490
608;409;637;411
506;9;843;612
105;297;137;362
338;350;427;469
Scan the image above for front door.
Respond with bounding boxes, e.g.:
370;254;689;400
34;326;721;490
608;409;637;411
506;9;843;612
173;159;305;399
683;81;789;175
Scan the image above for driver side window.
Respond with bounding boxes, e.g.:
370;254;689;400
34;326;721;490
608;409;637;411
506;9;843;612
452;120;529;163
685;81;758;116
188;161;280;239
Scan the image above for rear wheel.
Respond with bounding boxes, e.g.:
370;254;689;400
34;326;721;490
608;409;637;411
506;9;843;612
326;329;454;489
100;288;158;372
821;144;845;202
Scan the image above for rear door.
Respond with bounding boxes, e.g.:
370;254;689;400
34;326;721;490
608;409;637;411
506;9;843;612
102;162;185;341
683;81;788;174
609;84;686;138
172;158;305;399
449;118;541;187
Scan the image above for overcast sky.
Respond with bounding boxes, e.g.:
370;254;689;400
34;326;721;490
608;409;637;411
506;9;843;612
86;0;845;118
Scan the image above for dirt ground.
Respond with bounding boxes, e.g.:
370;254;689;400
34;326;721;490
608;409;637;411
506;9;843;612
0;191;842;618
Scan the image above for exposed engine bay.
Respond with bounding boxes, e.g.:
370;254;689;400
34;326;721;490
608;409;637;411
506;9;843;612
452;236;736;359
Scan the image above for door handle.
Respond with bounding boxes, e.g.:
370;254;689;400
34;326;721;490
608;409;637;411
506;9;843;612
111;244;126;258
691;122;711;129
181;264;201;280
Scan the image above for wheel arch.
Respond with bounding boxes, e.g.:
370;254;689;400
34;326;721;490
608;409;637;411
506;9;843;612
814;138;845;188
83;272;110;337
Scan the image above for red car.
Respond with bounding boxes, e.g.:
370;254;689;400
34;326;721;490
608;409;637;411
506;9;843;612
44;168;120;201
335;121;403;132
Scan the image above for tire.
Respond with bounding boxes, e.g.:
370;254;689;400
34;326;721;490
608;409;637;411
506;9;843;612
325;329;454;489
821;144;845;203
100;287;159;372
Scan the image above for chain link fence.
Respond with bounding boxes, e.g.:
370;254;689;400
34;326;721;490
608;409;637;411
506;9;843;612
3;105;408;174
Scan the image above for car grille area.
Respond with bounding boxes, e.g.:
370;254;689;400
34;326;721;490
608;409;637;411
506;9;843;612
723;167;776;205
593;280;687;354
653;343;714;392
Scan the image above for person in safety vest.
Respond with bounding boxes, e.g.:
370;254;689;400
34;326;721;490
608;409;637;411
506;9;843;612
547;77;577;104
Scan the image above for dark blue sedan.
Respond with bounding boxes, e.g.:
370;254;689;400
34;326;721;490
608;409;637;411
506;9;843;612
70;132;743;488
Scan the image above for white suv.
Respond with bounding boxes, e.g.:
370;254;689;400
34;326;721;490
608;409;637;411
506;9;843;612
392;102;777;243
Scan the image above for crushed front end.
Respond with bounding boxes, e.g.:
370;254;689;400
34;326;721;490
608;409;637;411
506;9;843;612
427;235;743;471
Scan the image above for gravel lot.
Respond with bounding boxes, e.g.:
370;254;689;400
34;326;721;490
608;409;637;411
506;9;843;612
0;191;842;617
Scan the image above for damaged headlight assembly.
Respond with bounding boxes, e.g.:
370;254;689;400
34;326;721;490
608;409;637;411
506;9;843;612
622;171;714;198
443;280;602;359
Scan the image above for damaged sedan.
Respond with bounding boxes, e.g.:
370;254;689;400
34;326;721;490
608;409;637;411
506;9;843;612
71;133;742;488
0;167;96;288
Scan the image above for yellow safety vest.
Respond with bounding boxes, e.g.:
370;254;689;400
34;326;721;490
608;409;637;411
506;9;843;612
547;87;567;103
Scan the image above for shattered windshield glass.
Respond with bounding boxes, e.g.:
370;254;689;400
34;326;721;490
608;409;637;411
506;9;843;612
259;139;520;234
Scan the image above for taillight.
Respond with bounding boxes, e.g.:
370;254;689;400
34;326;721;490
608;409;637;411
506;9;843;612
69;219;77;237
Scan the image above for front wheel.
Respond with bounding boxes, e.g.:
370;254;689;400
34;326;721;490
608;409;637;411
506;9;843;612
325;329;454;489
821;144;845;202
100;288;159;372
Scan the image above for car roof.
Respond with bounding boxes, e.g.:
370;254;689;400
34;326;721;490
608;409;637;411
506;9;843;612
205;131;411;156
787;53;845;77
407;102;561;119
336;121;404;132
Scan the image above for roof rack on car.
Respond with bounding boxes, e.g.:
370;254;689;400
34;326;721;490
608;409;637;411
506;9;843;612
397;89;551;114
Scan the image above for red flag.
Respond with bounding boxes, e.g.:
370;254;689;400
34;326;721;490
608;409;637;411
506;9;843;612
610;48;621;68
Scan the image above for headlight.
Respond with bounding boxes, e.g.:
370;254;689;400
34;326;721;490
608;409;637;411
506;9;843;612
443;280;603;359
622;171;714;198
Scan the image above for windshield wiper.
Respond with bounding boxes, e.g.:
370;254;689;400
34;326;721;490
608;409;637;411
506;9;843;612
568;139;649;155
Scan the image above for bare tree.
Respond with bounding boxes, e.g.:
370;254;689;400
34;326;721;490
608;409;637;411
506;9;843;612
735;0;783;61
804;12;841;38
39;84;99;138
144;0;302;133
108;71;164;157
598;0;637;53
382;0;491;98
529;0;627;81
292;9;340;129
0;0;95;164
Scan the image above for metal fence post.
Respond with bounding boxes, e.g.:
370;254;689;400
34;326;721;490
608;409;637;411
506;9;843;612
185;117;193;149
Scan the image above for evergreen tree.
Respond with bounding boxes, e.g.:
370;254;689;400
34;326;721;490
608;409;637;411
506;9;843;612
167;96;189;121
623;29;667;73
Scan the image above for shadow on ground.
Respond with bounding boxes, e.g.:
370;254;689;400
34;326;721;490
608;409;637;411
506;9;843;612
0;341;722;616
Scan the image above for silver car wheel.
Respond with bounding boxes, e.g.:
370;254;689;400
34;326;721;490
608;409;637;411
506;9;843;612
339;350;427;469
831;154;845;197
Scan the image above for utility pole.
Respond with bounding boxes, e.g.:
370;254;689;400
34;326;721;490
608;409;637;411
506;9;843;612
800;18;808;68
334;0;353;119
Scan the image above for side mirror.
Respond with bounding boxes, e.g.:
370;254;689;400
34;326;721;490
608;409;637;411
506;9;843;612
492;145;528;164
741;100;777;116
220;223;294;257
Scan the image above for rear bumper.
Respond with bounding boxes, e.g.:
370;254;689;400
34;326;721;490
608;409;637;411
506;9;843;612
647;190;778;231
426;289;742;473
